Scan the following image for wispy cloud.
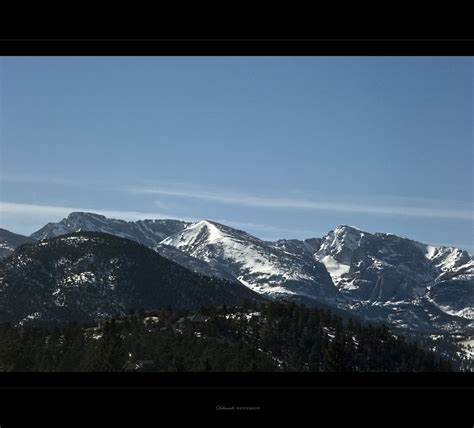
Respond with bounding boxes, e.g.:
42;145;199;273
1;173;85;188
1;174;474;221
4;173;471;221
127;185;474;221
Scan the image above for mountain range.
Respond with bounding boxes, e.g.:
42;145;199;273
0;212;472;340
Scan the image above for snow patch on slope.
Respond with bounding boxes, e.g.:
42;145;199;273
318;255;350;282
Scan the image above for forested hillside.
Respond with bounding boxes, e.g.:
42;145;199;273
0;301;453;372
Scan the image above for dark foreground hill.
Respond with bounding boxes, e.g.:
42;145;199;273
0;232;262;325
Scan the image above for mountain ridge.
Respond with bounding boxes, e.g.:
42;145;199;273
30;211;191;247
1;212;472;336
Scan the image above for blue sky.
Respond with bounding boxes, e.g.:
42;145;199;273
0;56;472;252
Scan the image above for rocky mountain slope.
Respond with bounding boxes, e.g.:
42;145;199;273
312;225;473;333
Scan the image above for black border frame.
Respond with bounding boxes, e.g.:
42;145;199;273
1;38;474;56
0;38;472;421
0;372;473;389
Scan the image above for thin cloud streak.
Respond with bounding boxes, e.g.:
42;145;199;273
1;174;85;187
4;174;471;221
128;186;474;221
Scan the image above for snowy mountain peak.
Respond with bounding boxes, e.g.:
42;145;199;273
334;224;365;234
161;220;223;248
316;225;368;267
161;219;264;250
425;245;473;277
332;225;369;243
67;212;106;221
191;220;224;238
161;221;338;300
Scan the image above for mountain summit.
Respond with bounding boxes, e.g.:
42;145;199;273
31;212;190;247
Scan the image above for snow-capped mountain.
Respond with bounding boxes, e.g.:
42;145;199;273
315;225;437;300
31;212;190;247
0;228;35;260
3;212;472;336
313;225;473;333
0;232;261;325
160;221;472;334
160;220;340;301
